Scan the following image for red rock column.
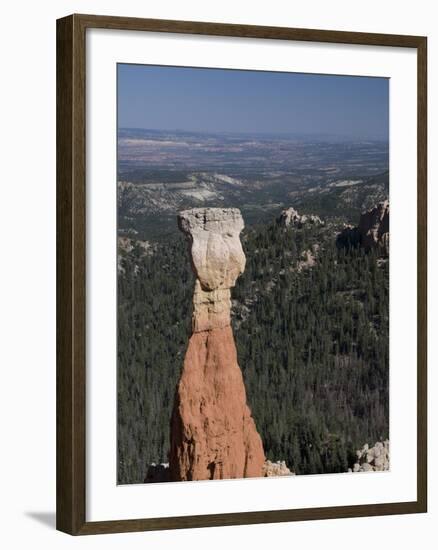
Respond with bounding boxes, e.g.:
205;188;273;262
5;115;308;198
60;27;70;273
169;208;266;481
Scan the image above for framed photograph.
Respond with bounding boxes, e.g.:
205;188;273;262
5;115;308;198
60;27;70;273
56;14;427;535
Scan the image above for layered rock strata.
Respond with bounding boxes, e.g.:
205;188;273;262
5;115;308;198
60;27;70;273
169;208;266;481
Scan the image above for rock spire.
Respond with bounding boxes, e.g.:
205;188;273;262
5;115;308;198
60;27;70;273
169;208;266;481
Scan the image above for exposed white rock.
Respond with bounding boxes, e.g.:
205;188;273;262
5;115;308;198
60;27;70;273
178;208;246;332
263;460;294;477
277;207;323;228
297;247;318;271
118;236;153;255
178;208;245;290
351;440;389;473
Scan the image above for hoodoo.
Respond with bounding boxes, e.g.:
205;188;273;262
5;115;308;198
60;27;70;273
169;208;266;481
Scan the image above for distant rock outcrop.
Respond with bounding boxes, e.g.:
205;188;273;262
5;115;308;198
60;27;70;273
349;440;390;472
277;207;323;228
117;237;154;274
169;208;266;481
358;200;389;254
118;236;153;255
296;245;319;272
263;460;294;477
337;200;389;255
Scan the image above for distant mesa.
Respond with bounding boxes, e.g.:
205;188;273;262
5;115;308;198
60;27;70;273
169;208;266;481
337;200;389;256
277;207;324;228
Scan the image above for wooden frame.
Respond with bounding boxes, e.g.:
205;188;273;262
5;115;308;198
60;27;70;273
56;13;427;535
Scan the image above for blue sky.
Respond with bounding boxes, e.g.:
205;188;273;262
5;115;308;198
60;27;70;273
118;64;389;139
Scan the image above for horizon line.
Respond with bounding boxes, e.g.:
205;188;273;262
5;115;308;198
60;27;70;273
118;126;389;141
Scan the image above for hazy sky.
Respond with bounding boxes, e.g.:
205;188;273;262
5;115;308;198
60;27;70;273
118;64;389;139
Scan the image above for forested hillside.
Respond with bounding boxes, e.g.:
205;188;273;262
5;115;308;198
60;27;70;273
117;218;389;484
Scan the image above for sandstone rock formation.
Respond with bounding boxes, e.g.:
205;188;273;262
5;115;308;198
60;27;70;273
169;208;266;481
277;207;323;228
177;208;246;333
348;440;390;473
263;460;294;477
337;201;389;255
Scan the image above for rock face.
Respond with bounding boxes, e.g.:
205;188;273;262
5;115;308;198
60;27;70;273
177;208;246;333
169;208;266;481
277;207;323;228
349;440;390;473
263;460;294;477
337;201;389;255
358;200;389;254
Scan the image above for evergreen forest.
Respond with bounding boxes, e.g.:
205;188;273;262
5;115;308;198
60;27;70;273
117;219;389;484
